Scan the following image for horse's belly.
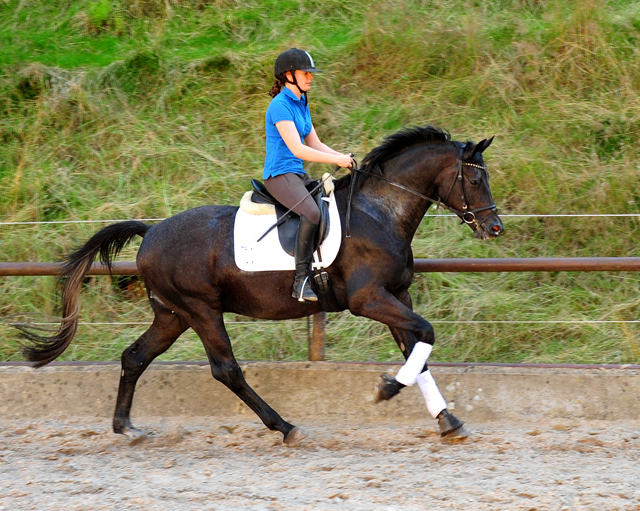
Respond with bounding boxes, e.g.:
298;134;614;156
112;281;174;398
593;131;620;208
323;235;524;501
220;271;322;320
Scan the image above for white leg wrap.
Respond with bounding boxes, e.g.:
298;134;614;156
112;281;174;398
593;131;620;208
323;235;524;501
417;370;447;419
395;342;432;386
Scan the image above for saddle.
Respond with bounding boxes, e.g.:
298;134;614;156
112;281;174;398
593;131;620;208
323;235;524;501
244;177;332;257
235;174;342;311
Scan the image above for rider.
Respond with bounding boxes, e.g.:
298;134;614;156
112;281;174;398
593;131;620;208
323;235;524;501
263;47;353;302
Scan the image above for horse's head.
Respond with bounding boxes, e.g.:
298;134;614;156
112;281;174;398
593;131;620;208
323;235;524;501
437;137;504;240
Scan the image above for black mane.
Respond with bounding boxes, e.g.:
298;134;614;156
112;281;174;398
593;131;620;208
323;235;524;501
335;125;451;190
362;125;451;169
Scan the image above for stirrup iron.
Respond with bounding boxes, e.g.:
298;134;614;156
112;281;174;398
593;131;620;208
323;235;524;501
292;275;317;302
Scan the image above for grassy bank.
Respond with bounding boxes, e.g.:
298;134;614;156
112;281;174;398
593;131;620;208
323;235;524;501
1;0;639;364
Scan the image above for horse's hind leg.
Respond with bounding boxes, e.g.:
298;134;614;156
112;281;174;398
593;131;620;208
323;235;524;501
113;307;188;438
190;307;304;445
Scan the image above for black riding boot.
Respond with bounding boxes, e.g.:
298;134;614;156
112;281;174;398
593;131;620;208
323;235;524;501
292;217;319;302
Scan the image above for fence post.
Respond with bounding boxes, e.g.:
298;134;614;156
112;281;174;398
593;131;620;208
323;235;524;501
309;312;326;361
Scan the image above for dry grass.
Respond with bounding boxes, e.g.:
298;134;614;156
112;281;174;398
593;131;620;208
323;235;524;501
0;0;638;364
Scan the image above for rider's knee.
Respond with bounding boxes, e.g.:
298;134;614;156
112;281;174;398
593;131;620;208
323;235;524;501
301;206;320;225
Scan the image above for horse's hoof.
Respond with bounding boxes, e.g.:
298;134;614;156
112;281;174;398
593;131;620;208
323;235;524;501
441;425;471;443
123;426;146;438
437;409;468;439
373;373;402;403
283;427;307;446
121;427;148;444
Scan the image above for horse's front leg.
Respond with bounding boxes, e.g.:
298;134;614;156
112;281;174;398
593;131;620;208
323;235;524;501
349;287;468;439
374;290;432;403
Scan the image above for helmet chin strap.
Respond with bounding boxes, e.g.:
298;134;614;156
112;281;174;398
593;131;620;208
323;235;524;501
283;72;308;106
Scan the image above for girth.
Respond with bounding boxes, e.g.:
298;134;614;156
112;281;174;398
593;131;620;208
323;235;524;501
250;179;331;257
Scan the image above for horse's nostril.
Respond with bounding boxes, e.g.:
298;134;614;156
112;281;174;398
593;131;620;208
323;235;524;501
492;225;501;232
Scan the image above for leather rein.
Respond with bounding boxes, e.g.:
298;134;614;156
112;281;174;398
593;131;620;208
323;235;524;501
345;157;498;237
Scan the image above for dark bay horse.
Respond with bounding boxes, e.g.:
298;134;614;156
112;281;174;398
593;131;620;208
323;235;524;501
18;126;503;444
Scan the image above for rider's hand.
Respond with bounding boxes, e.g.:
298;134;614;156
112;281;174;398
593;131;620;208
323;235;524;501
336;153;353;168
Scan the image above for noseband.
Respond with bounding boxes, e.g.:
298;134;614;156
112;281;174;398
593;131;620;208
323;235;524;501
438;161;498;230
345;155;498;236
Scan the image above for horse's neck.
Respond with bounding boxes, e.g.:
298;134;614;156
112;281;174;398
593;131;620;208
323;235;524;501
353;186;431;242
353;151;445;242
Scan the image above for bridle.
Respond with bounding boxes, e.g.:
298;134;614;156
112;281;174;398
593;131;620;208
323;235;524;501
437;161;498;229
345;152;498;236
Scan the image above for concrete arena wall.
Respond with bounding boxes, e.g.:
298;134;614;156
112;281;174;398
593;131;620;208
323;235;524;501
1;362;639;424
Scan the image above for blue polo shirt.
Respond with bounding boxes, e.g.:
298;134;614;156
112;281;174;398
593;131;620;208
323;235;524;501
263;87;313;179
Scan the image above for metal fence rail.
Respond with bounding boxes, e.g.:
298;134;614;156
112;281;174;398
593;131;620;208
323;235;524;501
413;257;640;272
0;261;139;276
2;213;640;226
2;257;640;276
2;257;640;361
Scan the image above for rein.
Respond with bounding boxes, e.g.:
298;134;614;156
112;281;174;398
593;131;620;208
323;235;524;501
345;159;497;237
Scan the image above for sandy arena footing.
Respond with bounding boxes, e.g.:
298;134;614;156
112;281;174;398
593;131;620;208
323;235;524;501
1;362;640;510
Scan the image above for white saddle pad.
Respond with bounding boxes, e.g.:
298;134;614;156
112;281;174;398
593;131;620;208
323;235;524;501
234;191;342;272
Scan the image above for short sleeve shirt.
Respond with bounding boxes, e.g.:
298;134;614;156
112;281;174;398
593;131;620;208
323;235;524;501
263;87;313;179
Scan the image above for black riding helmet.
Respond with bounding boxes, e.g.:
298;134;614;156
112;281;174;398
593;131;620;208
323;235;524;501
274;47;322;78
274;48;322;105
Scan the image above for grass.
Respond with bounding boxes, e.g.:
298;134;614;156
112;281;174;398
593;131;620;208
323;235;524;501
0;0;639;365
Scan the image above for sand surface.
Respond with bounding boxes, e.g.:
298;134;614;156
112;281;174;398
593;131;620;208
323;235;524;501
1;417;639;510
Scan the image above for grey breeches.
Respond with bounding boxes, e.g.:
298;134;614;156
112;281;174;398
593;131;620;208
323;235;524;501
264;172;321;225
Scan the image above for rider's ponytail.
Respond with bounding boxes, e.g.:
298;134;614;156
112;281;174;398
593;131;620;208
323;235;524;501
269;77;286;98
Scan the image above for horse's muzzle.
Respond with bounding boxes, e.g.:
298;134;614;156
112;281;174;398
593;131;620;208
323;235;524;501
474;213;504;240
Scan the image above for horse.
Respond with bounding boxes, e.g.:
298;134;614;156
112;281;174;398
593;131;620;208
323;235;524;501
16;125;503;445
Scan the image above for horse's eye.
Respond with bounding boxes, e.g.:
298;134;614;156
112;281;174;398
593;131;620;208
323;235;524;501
469;178;481;187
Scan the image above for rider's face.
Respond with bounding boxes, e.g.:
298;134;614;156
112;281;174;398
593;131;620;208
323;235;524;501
287;70;314;91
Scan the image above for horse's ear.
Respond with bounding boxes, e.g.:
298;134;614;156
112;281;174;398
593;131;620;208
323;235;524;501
473;136;495;155
461;142;475;160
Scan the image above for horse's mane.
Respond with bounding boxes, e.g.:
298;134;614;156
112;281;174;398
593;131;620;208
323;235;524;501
335;125;451;191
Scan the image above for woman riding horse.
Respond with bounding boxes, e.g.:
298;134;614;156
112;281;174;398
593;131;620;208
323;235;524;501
16;124;503;444
263;48;353;302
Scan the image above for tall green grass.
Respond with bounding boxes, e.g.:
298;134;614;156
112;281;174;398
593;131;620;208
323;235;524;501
1;0;638;364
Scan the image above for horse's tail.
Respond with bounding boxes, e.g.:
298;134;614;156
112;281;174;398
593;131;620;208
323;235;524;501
18;221;150;368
